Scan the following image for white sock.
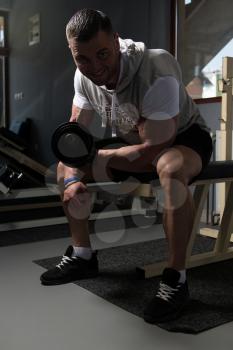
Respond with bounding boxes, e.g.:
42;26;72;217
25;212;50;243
72;246;92;260
178;269;186;283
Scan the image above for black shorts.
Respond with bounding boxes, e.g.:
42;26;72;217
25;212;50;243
96;123;213;183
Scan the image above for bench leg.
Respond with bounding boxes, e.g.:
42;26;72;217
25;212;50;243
215;181;233;252
136;181;233;279
185;184;210;260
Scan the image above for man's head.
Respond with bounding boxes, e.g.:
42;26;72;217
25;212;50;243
66;9;120;89
66;8;113;42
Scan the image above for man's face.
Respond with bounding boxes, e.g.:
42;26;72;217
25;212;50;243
68;31;120;88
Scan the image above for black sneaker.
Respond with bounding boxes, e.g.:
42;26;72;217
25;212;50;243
40;246;99;286
143;268;189;323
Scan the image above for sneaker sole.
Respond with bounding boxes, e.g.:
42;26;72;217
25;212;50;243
40;271;99;286
143;299;190;324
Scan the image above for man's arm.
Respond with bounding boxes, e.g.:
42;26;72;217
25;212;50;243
100;74;180;172
97;116;178;172
69;104;94;125
63;105;95;182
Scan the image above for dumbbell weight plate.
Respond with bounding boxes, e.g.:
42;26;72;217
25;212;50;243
57;132;88;158
51;122;96;167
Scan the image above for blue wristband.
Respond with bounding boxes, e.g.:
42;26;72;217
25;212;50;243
64;176;80;186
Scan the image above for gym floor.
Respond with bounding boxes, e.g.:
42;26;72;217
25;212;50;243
0;225;232;350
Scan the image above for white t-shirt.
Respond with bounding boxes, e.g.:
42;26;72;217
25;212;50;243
74;72;179;121
72;39;208;143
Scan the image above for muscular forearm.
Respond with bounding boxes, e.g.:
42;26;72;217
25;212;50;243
97;142;165;172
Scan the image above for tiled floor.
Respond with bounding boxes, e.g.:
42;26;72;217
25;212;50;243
0;225;233;350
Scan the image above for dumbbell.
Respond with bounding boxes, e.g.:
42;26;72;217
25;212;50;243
51;122;96;168
51;122;127;168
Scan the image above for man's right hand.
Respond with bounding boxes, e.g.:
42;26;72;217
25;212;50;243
63;181;92;220
63;181;87;202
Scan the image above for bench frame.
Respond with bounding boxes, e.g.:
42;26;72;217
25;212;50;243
122;177;233;278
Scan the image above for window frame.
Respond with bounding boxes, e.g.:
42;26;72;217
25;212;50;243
171;0;222;104
0;10;9;127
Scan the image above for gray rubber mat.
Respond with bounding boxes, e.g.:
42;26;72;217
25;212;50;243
35;236;233;334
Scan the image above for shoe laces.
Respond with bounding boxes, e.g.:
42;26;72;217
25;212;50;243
56;255;78;270
156;281;179;302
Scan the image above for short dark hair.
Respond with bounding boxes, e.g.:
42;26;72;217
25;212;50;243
66;8;114;42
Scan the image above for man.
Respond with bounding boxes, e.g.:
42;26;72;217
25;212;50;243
40;9;213;323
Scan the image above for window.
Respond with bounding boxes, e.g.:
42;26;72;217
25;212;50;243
0;11;8;126
177;0;233;100
0;15;5;47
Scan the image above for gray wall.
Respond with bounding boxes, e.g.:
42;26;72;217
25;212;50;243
0;0;12;10
8;0;171;165
198;102;221;132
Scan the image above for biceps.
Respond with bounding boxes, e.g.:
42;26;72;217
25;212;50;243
138;115;178;146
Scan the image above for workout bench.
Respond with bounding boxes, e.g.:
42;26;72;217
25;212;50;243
85;161;233;278
130;161;233;278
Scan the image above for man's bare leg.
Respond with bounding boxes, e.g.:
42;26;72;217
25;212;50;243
56;157;114;249
143;146;202;323
57;162;91;248
162;182;195;270
157;146;201;271
40;161;107;285
156;146;202;271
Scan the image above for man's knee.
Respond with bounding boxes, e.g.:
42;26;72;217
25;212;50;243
156;151;190;209
156;148;186;183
